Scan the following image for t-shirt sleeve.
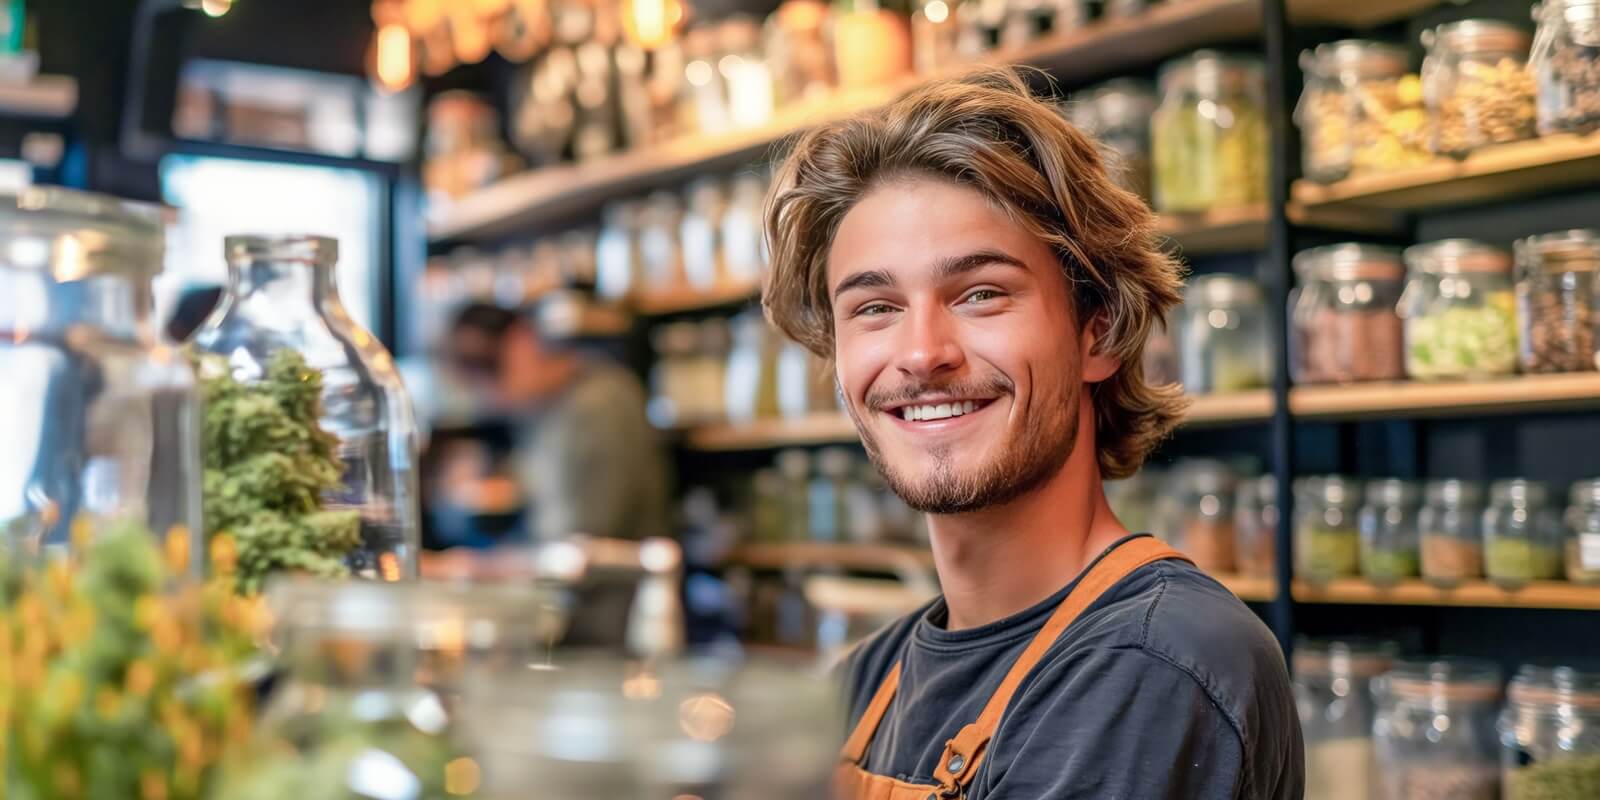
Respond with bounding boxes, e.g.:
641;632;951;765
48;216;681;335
977;646;1247;800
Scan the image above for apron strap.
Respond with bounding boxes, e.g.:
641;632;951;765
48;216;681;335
841;657;902;765
928;536;1191;796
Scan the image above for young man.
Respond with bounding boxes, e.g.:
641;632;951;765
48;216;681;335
763;68;1303;799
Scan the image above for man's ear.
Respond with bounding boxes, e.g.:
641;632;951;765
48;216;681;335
1080;313;1121;384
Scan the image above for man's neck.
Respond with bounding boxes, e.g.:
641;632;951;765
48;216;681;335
925;405;1131;631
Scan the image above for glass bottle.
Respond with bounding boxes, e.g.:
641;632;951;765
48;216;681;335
1484;479;1563;588
1152;51;1269;213
1531;0;1600;135
1180;274;1269;394
1296;476;1362;585
1291;244;1407;384
190;235;420;581
1500;665;1600;798
1513;229;1600;374
1234;474;1278;578
0;188;200;565
1422;19;1538;157
1420;478;1487;588
1359;478;1422;586
1296;40;1427;184
722;172;769;285
1399;240;1519;380
1567;478;1600;584
1296;638;1399;800
1373;658;1504;800
596;201;645;301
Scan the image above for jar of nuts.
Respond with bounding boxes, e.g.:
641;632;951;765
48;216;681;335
1399;240;1519;380
1291;243;1407;384
1531;0;1600;135
1484;479;1563;589
1420;478;1487;588
1422;20;1538;158
1513;229;1600;374
1297;40;1429;184
1152;51;1269;213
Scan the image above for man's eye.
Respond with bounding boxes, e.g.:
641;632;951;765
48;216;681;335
964;289;1000;304
858;303;896;316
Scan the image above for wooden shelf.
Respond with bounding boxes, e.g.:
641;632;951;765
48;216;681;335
1289;373;1600;420
1287;0;1439;27
633;281;760;315
1186;389;1274;425
1215;573;1279;602
1292;579;1600;610
0;75;76;119
729;542;935;572
1293;133;1600;213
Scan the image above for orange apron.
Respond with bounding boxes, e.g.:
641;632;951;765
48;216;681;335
834;536;1192;800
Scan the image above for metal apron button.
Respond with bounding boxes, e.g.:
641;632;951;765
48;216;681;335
946;754;966;774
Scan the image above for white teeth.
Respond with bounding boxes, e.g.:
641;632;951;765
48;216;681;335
898;400;985;422
963;400;976;414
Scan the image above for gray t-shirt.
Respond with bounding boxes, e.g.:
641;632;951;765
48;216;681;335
514;360;671;541
841;534;1304;800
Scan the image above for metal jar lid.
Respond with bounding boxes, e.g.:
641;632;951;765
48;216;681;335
1424;19;1533;55
1516;229;1600;272
1301;39;1409;79
1424;478;1485;508
1294;243;1405;282
0;187;167;280
1403;239;1513;276
1490;478;1551;508
1365;478;1421;508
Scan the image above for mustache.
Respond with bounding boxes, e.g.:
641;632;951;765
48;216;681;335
865;375;1013;411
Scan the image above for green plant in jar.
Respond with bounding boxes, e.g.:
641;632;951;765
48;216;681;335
197;350;362;594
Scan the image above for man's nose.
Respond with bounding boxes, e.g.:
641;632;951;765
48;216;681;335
892;304;965;381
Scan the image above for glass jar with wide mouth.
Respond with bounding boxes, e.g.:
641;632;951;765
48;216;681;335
1235;474;1279;578
1152;51;1269;214
1400;239;1519;380
1374;658;1505;800
1073;78;1159;202
1295;638;1399;800
1531;0;1600;135
1172;459;1237;574
1513;229;1600;374
1566;478;1600;584
1360;478;1422;586
1296;475;1363;584
1180;274;1269;394
1420;479;1487;587
1297;40;1428;183
1500;664;1600;799
1422;19;1538;157
1292;244;1407;384
0;188;200;567
1484;479;1564;588
189;234;421;588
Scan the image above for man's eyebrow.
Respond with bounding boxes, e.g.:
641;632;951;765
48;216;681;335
935;249;1028;279
832;269;895;300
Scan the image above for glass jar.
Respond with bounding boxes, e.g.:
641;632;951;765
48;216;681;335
1297;40;1429;184
809;447;853;543
1400;240;1519;380
1423;19;1538;157
1501;665;1600;799
1420;479;1487;588
1513;229;1600;374
1179;274;1269;394
1360;478;1422;586
1075;78;1158;202
1532;0;1600;135
1172;460;1237;574
190;235;421;584
1296;639;1399;800
1152;51;1269;213
1291;244;1407;384
1374;658;1505;800
725;310;781;423
639;191;687;293
681;178;727;291
719;17;777;129
0;188;199;563
1567;478;1600;584
1297;476;1362;584
1484;479;1563;588
595;200;644;301
1235;474;1279;578
648;322;700;428
722;172;768;285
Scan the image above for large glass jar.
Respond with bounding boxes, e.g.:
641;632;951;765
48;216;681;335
725;310;781;423
1423;20;1538;157
1420;479;1487;588
1501;665;1600;799
1235;474;1278;578
1296;639;1399;800
190;235;420;582
1567;478;1600;584
1291;244;1407;384
1374;658;1505;800
681;177;727;291
1400;239;1519;380
1174;459;1236;574
0;188;200;564
1180;274;1269;394
639;191;687;294
1074;78;1158;202
1360;478;1422;586
1297;40;1429;183
1152;51;1269;213
596;200;645;301
1532;0;1600;135
1484;479;1563;588
722;172;768;285
1513;229;1600;373
1297;476;1362;584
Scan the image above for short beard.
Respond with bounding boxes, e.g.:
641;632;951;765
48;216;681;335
850;376;1080;515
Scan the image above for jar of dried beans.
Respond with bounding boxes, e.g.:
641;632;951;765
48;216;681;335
1532;0;1600;135
1292;244;1407;384
1297;40;1429;183
1422;20;1538;158
1513;229;1600;374
1420;479;1486;588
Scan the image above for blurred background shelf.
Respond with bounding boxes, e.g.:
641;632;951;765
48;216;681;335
0;75;77;120
633;281;760;315
1292;579;1600;610
1185;390;1273;425
1289;374;1600;420
1214;574;1278;602
728;542;935;572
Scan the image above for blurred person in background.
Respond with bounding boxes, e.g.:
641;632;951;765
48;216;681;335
443;301;671;544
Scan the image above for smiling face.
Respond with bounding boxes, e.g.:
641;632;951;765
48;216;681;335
829;175;1118;514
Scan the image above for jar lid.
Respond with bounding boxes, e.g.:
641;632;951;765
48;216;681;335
1365;478;1421;508
1516;229;1600;272
1294;638;1400;678
1403;239;1513;275
0;187;168;280
1491;479;1551;507
1301;40;1409;78
1424;478;1485;507
1183;273;1263;307
1084;78;1158;130
1508;665;1600;710
1293;243;1404;281
1380;657;1504;702
1319;475;1361;505
1425;19;1533;54
1159;50;1265;96
225;234;338;266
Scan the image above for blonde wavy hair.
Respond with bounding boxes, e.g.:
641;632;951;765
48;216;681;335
762;65;1187;479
